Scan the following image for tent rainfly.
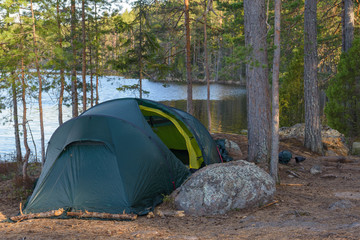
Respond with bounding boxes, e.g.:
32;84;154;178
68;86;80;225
23;98;221;216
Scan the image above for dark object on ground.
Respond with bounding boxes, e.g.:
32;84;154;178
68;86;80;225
295;156;306;163
215;139;233;162
279;150;292;164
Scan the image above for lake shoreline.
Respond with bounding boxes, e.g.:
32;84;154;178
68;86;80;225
41;70;246;87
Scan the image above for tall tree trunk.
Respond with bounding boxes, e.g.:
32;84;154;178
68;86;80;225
30;0;45;165
204;1;211;131
244;0;271;164
304;0;323;154
270;0;281;182
342;0;354;52
71;0;78;117
21;58;30;179
95;1;99;105
216;37;221;82
19;11;30;178
342;0;355;137
90;45;94;107
139;1;143;99
11;73;22;164
82;0;87;112
57;0;64;125
184;0;193;114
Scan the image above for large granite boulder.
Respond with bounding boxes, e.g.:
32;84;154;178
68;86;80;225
173;160;275;216
279;123;349;156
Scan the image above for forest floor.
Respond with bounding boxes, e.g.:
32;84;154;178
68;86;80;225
1;134;360;239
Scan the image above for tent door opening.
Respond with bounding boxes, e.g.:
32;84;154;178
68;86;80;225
139;105;203;169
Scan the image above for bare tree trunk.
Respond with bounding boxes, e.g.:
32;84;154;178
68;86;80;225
31;0;45;165
342;0;355;136
11;73;22;164
184;0;193;114
304;0;323;154
270;0;281;182
342;0;354;52
139;0;143;99
216;37;221;82
19;11;30;178
57;0;64;125
95;2;99;105
82;0;87;112
89;45;94;107
204;1;211;131
21;58;30;179
244;0;271;164
71;0;78;117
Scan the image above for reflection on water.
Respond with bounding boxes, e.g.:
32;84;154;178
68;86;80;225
0;76;247;155
162;96;247;134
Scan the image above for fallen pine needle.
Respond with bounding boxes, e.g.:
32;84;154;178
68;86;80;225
259;200;279;210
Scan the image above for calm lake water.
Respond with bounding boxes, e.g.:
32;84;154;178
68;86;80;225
0;76;247;157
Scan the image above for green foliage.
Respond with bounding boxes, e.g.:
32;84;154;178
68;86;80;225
325;38;360;137
111;1;170;82
279;48;305;127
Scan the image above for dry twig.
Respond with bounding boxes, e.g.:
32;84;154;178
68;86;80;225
67;210;137;221
10;208;65;222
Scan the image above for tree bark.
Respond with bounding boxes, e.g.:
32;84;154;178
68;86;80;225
342;0;354;52
21;57;30;179
304;0;323;154
57;0;64;125
244;0;271;164
89;45;94;107
95;1;99;105
204;1;211;131
184;0;193;114
11;73;22;164
342;0;355;137
30;0;45;164
19;11;30;178
270;0;281;182
216;36;222;82
71;0;78;117
139;0;143;99
82;0;87;112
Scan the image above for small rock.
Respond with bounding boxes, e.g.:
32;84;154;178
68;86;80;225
240;129;248;135
352;142;360;155
329;200;354;210
225;139;241;152
310;165;322;175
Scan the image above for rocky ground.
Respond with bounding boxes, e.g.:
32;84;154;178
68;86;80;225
1;129;360;239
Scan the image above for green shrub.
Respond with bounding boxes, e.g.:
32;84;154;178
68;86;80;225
325;38;360;137
279;48;305;127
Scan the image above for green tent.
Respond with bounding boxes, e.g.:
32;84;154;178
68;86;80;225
24;98;221;215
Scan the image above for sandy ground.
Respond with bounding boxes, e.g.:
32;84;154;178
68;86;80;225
1;134;360;239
